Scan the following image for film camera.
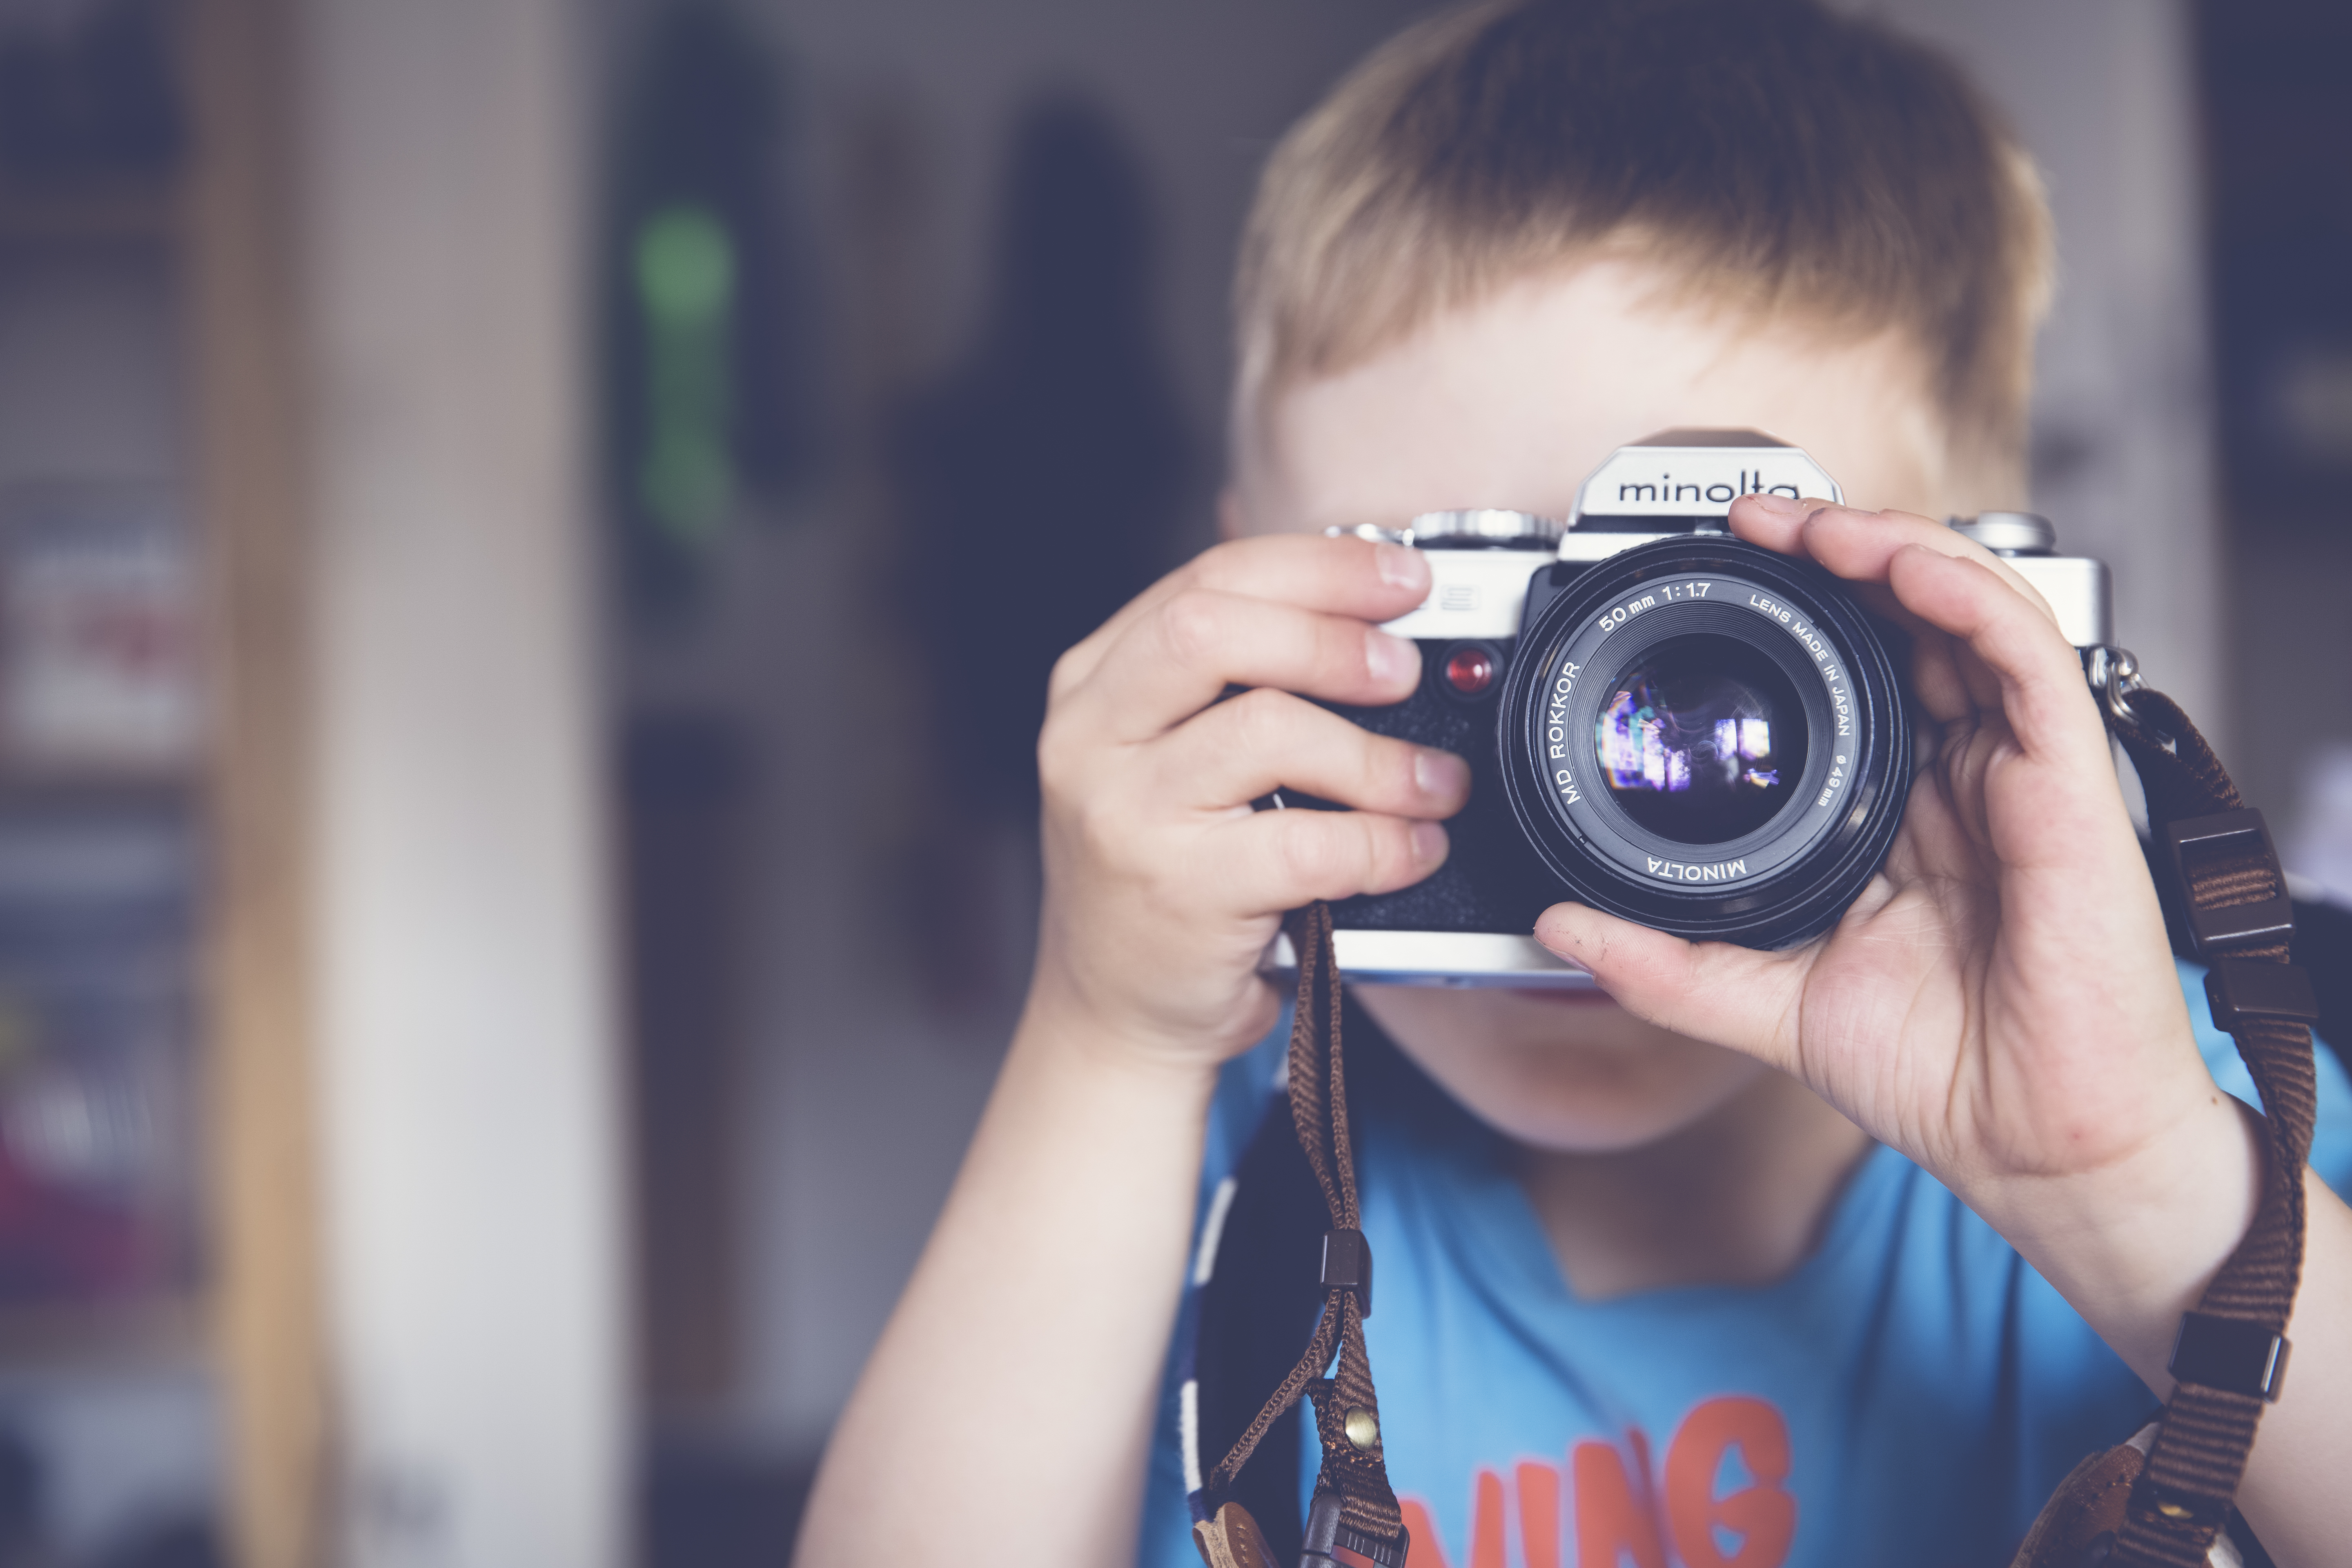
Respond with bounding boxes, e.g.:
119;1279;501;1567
1263;429;2111;987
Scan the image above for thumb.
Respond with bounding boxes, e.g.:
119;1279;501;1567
1532;902;1802;1071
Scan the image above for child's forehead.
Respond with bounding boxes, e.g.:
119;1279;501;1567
1238;263;1949;536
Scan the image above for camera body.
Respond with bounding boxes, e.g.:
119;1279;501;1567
1266;429;2112;987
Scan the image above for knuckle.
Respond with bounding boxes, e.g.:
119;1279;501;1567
1035;717;1077;793
1275;811;1396;899
1362;733;1416;802
1158;589;1226;667
1224;686;1296;753
1317;606;1373;663
1069;791;1139;873
1274;816;1344;892
1359;815;1410;890
1192;537;1248;579
1313;618;1359;684
1192;533;1280;592
1045;639;1092;704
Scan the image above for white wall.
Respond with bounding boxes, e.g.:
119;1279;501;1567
1856;0;2224;746
300;1;629;1564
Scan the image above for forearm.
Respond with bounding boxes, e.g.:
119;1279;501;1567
795;997;1221;1568
1971;1098;2352;1567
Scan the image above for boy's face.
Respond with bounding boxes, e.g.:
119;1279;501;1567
1230;259;1956;1154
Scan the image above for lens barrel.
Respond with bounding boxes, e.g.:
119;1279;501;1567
1495;537;1911;948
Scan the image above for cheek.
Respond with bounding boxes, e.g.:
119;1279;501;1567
1357;988;1766;1153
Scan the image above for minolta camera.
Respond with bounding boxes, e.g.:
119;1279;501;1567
1265;429;2111;987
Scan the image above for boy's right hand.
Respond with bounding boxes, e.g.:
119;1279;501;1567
1029;532;1471;1072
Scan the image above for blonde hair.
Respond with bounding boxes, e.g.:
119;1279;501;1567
1235;0;2054;484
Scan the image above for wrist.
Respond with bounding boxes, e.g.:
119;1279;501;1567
1013;973;1243;1102
1025;916;1286;1079
1967;1087;2265;1385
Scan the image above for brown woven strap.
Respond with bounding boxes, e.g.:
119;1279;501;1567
1209;679;2307;1568
1204;902;1405;1553
2106;686;2316;1566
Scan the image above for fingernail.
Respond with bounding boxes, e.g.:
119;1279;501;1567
1410;820;1448;863
1532;909;1583;956
1374;542;1429;592
1741;491;1803;520
1414;748;1469;800
1366;629;1418;685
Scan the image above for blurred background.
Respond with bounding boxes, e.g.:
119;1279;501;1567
0;0;2340;1564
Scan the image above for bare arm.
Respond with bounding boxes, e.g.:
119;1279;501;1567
1983;1132;2352;1568
793;1000;1219;1564
795;535;1466;1567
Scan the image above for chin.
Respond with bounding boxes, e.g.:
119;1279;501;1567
1450;1060;1762;1154
1354;984;1766;1153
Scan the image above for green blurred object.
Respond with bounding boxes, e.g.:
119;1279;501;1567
634;205;739;546
602;2;818;620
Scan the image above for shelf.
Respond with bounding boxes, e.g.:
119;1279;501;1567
0;773;199;810
0;1295;203;1373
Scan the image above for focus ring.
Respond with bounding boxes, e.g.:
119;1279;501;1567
1493;537;1911;949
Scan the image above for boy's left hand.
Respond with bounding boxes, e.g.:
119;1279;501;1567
1537;496;2352;1566
1533;494;2248;1295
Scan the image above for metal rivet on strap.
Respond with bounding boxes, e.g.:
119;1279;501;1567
1345;1406;1380;1450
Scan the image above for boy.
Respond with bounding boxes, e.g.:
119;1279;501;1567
797;2;2352;1564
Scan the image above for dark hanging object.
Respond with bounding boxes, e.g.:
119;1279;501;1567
2200;1;2352;512
892;92;1197;824
603;3;818;617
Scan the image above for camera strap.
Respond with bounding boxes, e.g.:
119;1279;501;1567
2013;676;2319;1568
1193;901;1409;1568
1194;673;2313;1568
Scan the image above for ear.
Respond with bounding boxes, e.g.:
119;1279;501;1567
1216;488;1247;542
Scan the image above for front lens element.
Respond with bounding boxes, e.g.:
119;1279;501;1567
1593;634;1808;845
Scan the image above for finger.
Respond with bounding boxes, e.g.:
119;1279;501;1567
1800;511;2065;704
1531;901;1804;1070
1148;688;1471;817
1729;497;2060;622
1725;490;1838;555
1804;576;2002;725
1905;621;1991;728
1052;533;1432;697
1730;499;2042;726
1213;806;1450;912
1873;580;2005;722
1058;587;1423;744
1881;545;2109;762
1800;503;2060;626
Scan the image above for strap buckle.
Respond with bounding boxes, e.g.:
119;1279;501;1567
1301;1492;1409;1568
2169;1311;2291;1402
2204;958;2320;1032
1321;1229;1372;1317
2162;809;2295;958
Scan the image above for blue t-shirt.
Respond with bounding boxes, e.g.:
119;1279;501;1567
1140;961;2352;1568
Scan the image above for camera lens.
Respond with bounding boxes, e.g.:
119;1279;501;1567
1594;635;1807;845
1495;537;1910;949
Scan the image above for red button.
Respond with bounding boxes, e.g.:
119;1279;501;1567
1445;646;1495;695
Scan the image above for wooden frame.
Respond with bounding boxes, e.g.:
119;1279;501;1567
185;0;328;1563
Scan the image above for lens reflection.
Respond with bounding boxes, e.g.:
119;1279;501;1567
1594;634;1808;845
